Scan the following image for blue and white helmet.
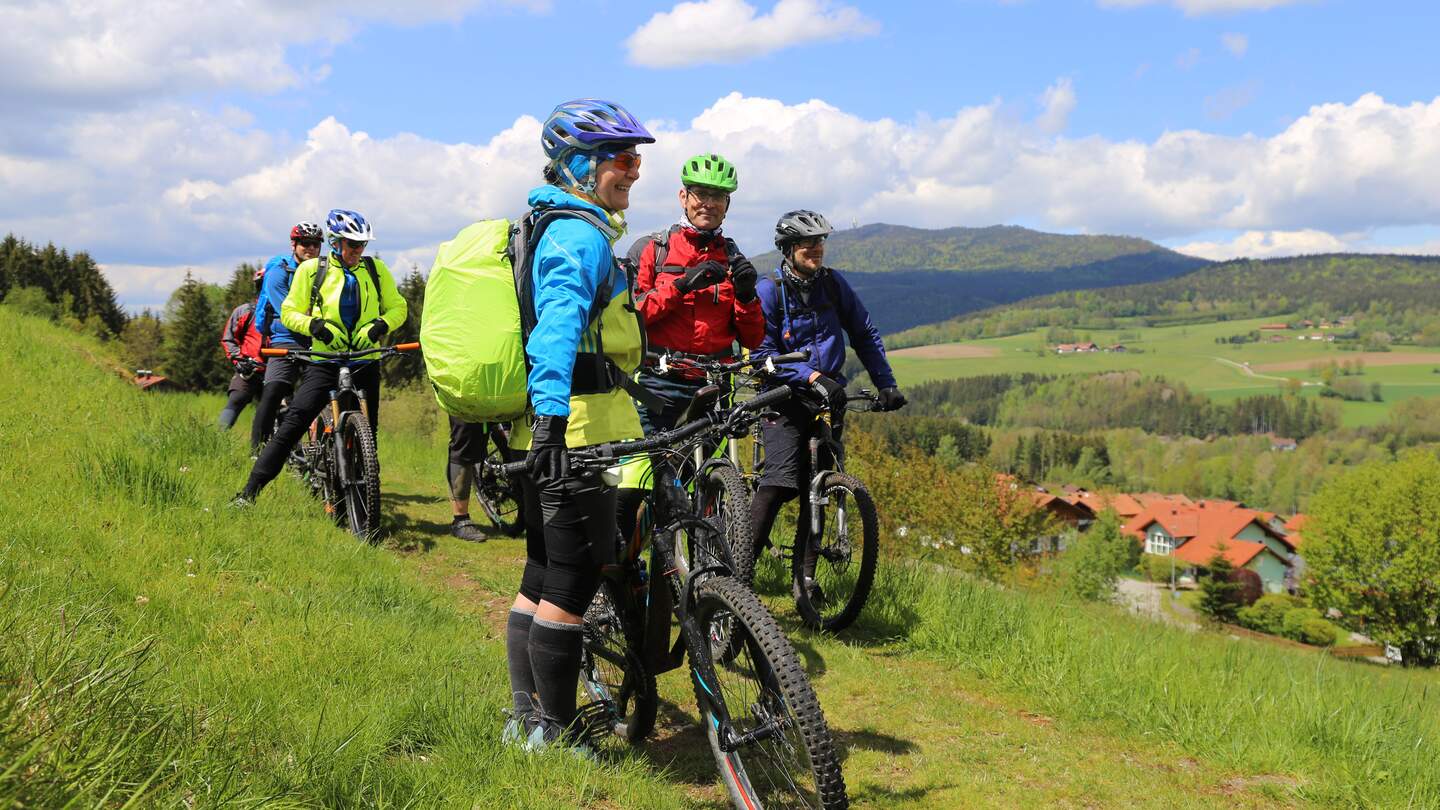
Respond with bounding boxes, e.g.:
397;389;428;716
326;209;373;247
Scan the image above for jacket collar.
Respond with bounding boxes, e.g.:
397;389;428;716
527;185;628;242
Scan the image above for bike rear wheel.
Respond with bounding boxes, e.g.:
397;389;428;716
579;579;658;744
335;411;381;542
692;576;847;810
793;472;879;633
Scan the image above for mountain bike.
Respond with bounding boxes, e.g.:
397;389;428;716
260;343;421;541
735;388;881;634
493;388;848;810
646;349;810;580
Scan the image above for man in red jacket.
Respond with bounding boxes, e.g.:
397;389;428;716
627;152;764;433
217;267;268;449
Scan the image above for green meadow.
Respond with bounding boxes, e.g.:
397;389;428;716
5;307;1439;808
888;315;1440;427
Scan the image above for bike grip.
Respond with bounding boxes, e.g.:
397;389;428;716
498;459;529;477
772;349;810;363
393;342;421;352
744;386;792;412
260;347;289;357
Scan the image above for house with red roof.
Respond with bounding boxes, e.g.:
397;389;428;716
1123;501;1296;593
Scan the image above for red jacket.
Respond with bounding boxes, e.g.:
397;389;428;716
632;225;765;357
220;302;267;371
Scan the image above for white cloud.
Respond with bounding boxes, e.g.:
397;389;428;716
1036;78;1076;134
1099;0;1307;14
1221;32;1249;57
625;0;880;68
12;90;1440;306
0;0;545;107
1175;47;1202;70
1204;80;1260;120
1172;229;1349;260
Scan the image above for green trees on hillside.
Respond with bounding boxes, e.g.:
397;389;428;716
0;234;126;337
382;268;426;387
1060;509;1132;602
1307;451;1440;667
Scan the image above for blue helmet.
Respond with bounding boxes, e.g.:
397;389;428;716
541;99;655;160
326;209;372;249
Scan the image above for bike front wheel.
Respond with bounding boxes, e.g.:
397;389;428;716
793;472;879;633
335;411;381;542
691;576;847;810
694;463;753;578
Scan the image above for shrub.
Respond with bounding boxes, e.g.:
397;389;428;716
1237;593;1305;635
1140;553;1173;584
1282;607;1340;646
1198;549;1242;624
1060;509;1129;602
1229;568;1263;607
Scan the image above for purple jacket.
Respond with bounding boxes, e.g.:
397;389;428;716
753;265;896;390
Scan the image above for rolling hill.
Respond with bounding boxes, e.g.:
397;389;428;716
740;223;1209;334
891;252;1440;348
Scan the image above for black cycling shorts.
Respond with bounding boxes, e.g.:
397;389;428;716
757;395;843;491
518;475;618;616
448;417;491;466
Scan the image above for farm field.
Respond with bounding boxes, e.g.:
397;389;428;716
888;315;1440;426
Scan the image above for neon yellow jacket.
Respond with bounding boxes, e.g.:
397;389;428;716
281;253;407;354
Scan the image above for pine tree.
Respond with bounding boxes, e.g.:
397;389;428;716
163;272;226;390
121;310;166;372
382;267;427;387
1197;545;1242;624
222;263;262;312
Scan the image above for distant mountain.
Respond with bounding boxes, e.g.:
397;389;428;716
889;253;1440;348
742;223;1208;334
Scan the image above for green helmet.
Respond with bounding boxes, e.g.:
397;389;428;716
680;153;738;193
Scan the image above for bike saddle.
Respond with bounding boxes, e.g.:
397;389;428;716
676;384;723;424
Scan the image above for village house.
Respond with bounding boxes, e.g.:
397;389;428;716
1055;342;1099;354
1027;492;1096;552
1123;500;1296;593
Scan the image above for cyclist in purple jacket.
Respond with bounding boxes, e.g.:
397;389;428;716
750;209;907;602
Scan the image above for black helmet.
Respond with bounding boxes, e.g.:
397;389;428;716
773;209;834;251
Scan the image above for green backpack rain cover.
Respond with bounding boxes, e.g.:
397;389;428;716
422;208;618;423
422;219;527;422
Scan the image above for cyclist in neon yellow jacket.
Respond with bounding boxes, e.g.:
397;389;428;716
232;209;407;506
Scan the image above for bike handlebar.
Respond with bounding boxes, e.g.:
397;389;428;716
494;385;792;478
261;342;421;360
647;348;811;376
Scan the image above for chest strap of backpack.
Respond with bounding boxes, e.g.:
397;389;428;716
310;255;381;321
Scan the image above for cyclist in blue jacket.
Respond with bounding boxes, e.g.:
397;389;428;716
750;209;907;602
251;221;323;448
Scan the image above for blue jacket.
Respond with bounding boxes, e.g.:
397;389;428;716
525;185;630;418
753;265;897;390
259;252;304;346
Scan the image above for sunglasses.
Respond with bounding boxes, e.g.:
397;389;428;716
794;235;827;249
339;238;367;250
600;150;642;172
295;239;322;248
685;187;730;205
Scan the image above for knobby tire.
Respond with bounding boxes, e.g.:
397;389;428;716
793;471;878;633
692;577;847;810
336;411;381;542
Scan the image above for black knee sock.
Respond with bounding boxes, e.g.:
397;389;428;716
528;617;583;729
506;608;537;715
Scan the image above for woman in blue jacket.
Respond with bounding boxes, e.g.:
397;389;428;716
503;99;653;754
749;210;907;601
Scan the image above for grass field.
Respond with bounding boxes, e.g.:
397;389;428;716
888;315;1440;426
5;307;1440;808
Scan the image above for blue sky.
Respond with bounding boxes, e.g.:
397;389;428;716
3;0;1439;309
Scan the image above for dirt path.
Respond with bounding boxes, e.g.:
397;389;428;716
1208;356;1319;386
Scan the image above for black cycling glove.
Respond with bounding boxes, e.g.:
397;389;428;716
809;374;846;412
366;320;389;342
879;386;908;412
527;415;569;484
675;260;727;294
309;318;335;344
729;256;758;303
235;357;256;378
